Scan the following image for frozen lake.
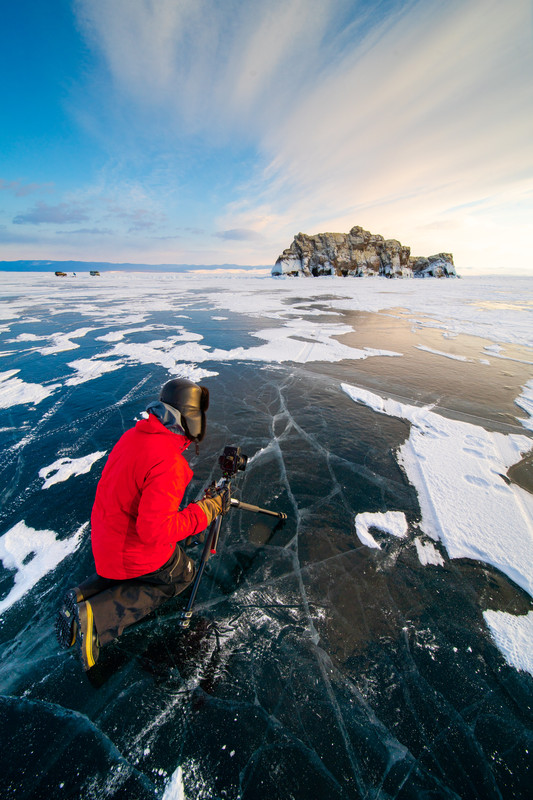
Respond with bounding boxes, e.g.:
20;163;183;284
0;272;532;799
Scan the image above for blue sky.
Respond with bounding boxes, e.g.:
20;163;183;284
1;0;532;273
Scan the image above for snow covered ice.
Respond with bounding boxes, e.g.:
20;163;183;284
0;272;532;799
342;383;533;597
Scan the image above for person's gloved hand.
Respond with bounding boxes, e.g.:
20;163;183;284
196;483;231;526
206;482;231;513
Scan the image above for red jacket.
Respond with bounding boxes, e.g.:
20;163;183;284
91;413;208;579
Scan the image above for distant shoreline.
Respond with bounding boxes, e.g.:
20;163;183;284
0;260;271;274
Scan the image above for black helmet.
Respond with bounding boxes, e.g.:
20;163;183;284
159;378;209;442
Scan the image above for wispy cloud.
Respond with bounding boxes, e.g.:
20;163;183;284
74;0;349;138
0;179;54;197
105;204;164;233
56;227;113;235
13;202;90;225
213;228;263;242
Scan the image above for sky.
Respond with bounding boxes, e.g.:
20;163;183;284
0;0;532;274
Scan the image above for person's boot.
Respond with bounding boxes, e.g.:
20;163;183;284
55;588;83;649
183;531;205;548
73;599;100;671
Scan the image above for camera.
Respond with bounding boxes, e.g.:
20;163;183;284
219;445;248;477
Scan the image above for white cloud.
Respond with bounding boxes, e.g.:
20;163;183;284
75;0;340;134
72;0;533;273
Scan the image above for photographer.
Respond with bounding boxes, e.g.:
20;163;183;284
55;378;229;672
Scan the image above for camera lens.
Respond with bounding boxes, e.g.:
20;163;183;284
219;446;248;476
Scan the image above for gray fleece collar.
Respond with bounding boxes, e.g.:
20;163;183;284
146;401;186;435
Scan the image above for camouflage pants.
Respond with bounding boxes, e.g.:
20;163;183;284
76;545;195;645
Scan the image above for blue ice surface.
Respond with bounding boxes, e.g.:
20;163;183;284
0;274;532;800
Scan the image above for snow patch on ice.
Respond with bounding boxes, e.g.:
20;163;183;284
181;318;400;365
342;382;533;597
3;274;530;350
415;345;468;362
0;370;60;409
96;324;198;344
39;452;107;489
38;327;97;355
0;521;85;615
108;341;218;380
210;319;401;364
342;382;533;675
415;538;445;566
515;379;533;431
355;511;408;549
483;610;533;677
65;357;127;386
98;332;128;343
162;765;185;800
85;318;401;374
6;333;45;342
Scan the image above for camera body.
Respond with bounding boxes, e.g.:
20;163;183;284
219;445;248;477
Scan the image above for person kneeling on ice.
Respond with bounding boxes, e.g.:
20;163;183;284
55;378;230;672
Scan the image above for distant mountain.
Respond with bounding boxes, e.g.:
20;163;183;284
0;260;269;273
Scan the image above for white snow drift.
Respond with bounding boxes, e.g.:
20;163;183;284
39;452;107;490
0;521;85;615
343;382;533;675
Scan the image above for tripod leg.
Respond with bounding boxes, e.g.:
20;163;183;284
180;515;222;628
230;498;287;520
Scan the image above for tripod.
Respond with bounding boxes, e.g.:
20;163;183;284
180;453;287;629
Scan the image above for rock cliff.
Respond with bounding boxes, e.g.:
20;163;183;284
272;226;456;278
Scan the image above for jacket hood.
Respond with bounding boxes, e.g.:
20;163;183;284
146;401;186;435
136;412;191;453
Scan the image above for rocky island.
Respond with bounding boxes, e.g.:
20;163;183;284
272;225;456;278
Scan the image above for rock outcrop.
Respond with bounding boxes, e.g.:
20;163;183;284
272;226;456;278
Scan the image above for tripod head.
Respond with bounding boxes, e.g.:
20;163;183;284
218;445;248;479
213;445;286;520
